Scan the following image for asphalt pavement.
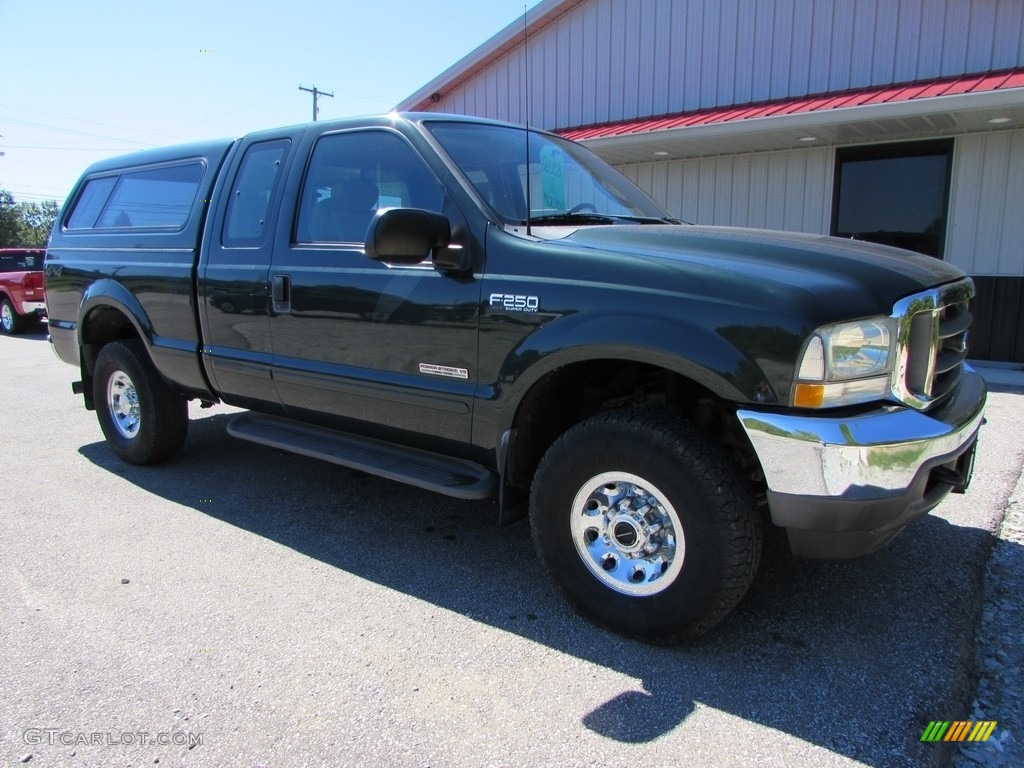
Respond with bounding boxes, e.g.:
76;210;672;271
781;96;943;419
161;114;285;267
2;329;1022;768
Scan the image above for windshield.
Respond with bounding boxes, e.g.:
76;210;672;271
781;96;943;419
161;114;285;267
425;121;674;226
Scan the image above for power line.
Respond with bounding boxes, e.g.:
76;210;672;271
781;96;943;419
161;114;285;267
327;87;398;105
1;182;69;192
160;87;298;137
0;116;156;147
0;190;66;203
2;145;132;151
0;102;202;144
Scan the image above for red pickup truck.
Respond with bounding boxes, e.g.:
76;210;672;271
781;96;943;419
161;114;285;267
0;248;47;335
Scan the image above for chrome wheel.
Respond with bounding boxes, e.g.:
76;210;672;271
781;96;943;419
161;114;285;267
0;302;14;333
93;341;188;464
570;471;685;596
531;410;762;640
107;370;141;439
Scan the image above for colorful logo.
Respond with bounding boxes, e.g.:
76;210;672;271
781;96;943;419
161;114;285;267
921;721;997;742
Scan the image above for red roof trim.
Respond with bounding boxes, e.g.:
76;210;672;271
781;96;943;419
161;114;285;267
558;69;1024;141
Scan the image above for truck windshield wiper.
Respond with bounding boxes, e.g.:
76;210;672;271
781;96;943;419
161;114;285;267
528;212;678;226
606;214;683;224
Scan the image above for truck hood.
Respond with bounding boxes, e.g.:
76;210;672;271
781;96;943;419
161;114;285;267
554;224;967;321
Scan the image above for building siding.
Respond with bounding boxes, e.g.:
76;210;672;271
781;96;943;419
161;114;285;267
428;0;1024;130
619;147;833;234
620;131;1024;280
971;277;1024;361
947;129;1024;276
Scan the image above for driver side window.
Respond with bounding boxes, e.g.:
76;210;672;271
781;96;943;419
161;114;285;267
295;130;443;244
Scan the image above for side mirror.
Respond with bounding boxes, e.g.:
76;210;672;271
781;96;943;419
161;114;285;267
364;208;447;263
363;208;471;272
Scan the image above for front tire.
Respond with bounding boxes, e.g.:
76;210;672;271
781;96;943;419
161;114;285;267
93;340;188;464
530;409;761;642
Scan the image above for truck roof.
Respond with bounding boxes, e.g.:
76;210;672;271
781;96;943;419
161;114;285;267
74;112;563;178
78;137;237;177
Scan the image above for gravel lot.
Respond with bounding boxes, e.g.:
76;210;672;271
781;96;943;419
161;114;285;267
2;330;1022;768
954;367;1024;768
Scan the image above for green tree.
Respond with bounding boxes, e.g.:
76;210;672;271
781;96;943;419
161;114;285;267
0;188;61;247
0;189;20;246
15;199;60;246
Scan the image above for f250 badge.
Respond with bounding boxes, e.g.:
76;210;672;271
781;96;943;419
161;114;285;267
489;293;539;312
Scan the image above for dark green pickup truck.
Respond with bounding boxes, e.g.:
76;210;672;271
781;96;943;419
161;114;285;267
45;114;986;640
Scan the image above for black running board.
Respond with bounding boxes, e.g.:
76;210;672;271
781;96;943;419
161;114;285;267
227;412;496;500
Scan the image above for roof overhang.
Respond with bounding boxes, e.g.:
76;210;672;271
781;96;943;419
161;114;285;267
559;70;1024;164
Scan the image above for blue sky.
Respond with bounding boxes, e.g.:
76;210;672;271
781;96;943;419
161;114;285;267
0;0;540;205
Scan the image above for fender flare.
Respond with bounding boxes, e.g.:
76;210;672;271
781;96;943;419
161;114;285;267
78;278;155;349
495;311;766;419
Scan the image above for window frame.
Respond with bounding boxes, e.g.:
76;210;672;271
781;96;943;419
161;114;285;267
830;138;955;259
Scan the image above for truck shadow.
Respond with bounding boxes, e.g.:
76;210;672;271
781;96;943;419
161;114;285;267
78;411;1002;767
1;327;49;342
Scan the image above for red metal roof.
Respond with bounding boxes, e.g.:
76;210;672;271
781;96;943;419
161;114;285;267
559;69;1024;141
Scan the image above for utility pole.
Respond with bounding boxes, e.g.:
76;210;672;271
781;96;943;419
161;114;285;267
298;85;334;122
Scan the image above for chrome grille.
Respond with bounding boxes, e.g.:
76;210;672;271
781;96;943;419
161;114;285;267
891;278;974;410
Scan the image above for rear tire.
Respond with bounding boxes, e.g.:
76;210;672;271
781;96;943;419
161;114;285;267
93;340;188;464
530;409;761;642
0;298;24;335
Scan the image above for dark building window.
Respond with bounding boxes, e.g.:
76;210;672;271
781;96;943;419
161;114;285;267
832;139;953;258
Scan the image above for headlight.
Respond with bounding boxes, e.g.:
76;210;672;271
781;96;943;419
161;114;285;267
793;318;894;408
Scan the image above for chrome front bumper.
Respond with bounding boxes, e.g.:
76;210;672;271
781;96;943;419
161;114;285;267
737;367;986;558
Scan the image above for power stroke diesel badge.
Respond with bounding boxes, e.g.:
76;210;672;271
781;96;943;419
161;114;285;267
419;363;469;379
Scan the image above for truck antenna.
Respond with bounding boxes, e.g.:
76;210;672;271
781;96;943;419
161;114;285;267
523;5;533;237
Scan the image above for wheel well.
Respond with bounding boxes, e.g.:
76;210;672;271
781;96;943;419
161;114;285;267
505;360;762;498
78;306;142;407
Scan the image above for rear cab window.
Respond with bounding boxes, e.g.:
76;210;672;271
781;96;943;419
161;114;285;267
222;139;291;248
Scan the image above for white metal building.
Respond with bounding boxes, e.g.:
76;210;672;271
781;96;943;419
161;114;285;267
397;0;1024;363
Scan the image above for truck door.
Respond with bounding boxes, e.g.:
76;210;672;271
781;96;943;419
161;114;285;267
199;136;293;412
266;127;479;454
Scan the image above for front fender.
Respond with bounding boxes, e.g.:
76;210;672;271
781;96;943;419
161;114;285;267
472;309;794;476
494;311;777;409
